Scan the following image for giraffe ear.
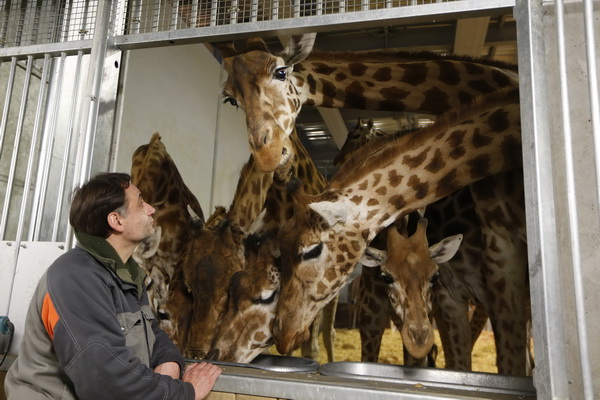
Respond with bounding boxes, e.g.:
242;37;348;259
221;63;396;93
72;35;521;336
360;247;387;267
429;233;463;264
308;198;351;227
279;33;316;65
133;226;162;261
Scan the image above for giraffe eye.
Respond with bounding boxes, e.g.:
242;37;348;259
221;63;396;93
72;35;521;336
430;271;440;285
253;289;278;304
273;67;287;81
301;243;323;261
224;97;238;108
378;273;394;285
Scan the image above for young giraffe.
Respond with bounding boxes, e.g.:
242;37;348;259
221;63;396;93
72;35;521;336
218;33;518;172
338;119;492;370
273;88;524;371
130;133;205;337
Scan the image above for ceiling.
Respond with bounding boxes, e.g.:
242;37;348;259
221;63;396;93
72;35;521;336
288;14;518;180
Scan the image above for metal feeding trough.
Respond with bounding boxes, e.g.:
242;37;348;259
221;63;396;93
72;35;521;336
319;362;536;398
187;354;319;373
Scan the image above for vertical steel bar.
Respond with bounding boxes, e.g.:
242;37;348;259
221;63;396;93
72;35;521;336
271;0;279;20
32;54;65;241
230;0;238;24
18;54;51;243
0;56;33;239
0;1;11;48
70;0;111;227
152;0;161;32
190;0;199;26
515;0;569;398
51;51;83;242
78;0;91;40
584;0;600;207
170;0;179;29
555;3;592;396
0;57;17;163
210;0;217;25
129;0;142;34
338;0;345;14
251;0;259;21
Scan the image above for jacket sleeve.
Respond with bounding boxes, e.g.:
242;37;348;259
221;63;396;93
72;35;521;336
47;254;195;400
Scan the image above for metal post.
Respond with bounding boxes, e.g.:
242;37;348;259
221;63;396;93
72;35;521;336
515;0;569;398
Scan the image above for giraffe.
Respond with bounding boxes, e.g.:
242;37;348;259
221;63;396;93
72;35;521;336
336;118;494;370
360;218;463;362
273;88;526;375
167;153;273;356
172;129;339;362
129;133;205;337
218;33;518;172
207;128;340;363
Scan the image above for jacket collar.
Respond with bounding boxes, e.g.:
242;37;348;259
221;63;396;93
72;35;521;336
75;231;146;299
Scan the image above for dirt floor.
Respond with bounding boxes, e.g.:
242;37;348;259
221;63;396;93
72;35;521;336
272;327;498;373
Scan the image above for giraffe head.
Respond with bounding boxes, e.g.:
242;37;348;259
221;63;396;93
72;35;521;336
130;133;204;334
208;233;281;362
220;34;316;172
169;206;247;359
362;219;462;359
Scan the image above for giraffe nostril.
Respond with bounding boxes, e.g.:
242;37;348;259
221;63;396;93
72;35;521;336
282;147;287;156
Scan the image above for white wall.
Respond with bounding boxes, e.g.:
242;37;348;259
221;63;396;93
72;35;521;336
114;43;250;214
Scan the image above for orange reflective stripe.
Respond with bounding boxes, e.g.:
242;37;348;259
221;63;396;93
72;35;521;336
42;293;59;340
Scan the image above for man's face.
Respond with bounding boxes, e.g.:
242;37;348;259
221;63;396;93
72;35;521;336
121;184;156;243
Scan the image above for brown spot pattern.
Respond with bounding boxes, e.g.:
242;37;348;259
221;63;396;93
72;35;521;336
425;148;446;173
388;170;403;187
420;87;451;114
403;148;429;168
348;62;368;77
373;67;392;82
400;62;427;86
407;175;429;199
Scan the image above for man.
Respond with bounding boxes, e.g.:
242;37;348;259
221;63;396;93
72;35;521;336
5;172;221;400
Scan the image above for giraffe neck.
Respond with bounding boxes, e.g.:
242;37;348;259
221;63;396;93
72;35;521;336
293;50;518;115
228;155;274;232
328;88;522;242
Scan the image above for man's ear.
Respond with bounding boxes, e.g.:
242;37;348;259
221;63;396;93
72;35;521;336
107;211;125;233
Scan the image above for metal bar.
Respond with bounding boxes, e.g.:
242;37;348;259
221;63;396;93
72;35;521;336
32;54;66;241
0;39;93;60
152;0;161;32
515;0;569;398
556;2;592;396
272;0;279;21
170;0;179;29
0;1;10;48
70;0;111;215
0;56;33;239
18;54;51;243
190;0;199;27
112;0;514;49
251;0;259;22
0;57;17;159
78;0;92;40
210;0;217;26
338;0;345;14
51;51;83;242
230;0;239;24
31;0;44;45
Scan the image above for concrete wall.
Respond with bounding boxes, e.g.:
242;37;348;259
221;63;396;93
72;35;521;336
114;43;250;214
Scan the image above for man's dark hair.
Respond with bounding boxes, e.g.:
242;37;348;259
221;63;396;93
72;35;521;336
70;172;131;238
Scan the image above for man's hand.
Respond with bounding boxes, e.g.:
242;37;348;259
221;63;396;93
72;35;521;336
183;362;223;400
154;361;181;379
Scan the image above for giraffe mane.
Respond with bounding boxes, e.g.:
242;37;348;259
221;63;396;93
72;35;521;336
330;87;521;190
307;49;518;72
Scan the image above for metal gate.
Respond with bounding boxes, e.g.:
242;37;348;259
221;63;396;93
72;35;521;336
1;0;598;399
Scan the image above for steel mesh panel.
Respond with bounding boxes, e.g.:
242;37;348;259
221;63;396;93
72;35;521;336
0;1;98;48
124;0;458;32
